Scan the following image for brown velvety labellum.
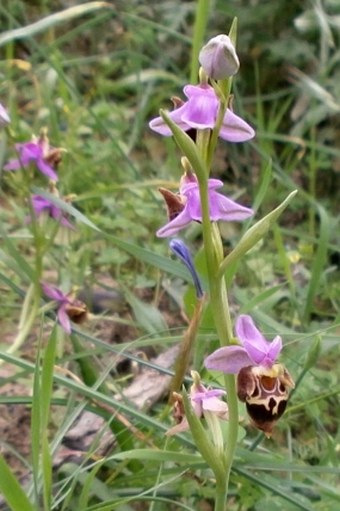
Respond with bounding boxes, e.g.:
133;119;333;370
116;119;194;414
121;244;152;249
237;364;294;436
246;398;288;436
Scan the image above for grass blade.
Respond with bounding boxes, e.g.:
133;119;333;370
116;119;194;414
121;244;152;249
0;455;36;511
302;203;330;323
0;2;113;47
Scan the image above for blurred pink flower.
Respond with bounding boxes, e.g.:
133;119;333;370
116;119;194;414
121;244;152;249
31;195;74;229
4;135;61;181
42;283;87;334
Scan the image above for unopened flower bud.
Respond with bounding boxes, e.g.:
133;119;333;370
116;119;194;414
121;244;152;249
169;239;204;299
199;34;240;80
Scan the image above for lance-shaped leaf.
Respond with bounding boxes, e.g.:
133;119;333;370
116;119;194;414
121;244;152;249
32;187;100;232
0;2;112;47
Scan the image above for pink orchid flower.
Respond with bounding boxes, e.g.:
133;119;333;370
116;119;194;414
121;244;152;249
149;83;255;142
4;136;60;181
31;195;74;229
157;174;253;237
167;374;228;436
42;283;87;334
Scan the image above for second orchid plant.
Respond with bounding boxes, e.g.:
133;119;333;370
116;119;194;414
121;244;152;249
149;25;296;507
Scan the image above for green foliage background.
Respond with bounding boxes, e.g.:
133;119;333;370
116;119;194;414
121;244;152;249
0;1;339;510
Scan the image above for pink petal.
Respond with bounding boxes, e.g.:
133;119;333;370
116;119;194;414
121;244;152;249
156;206;192;237
58;305;72;334
37;158;58;181
263;335;282;366
184;188;202;221
206;178;224;190
236;315;282;366
209;192;253;221
165;418;190;436
191;398;203;417
182;179;253;223
202;397;228;419
149;117;172;135
149;105;190;136
181;91;218;129
236;315;267;349
191;389;226;402
32;195;50;213
199;34;239;80
219;109;255;142
50;204;63;220
41;283;67;302
204;345;253;374
3;158;22;171
20;142;42;160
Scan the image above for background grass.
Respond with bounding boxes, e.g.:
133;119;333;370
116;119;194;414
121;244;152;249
0;0;339;510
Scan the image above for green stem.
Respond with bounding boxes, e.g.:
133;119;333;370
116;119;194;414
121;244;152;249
197;168;239;505
308;126;317;238
214;477;227;511
206;79;232;169
3;284;40;361
0;170;46;363
209;271;239;492
222;373;239;488
196;128;212;173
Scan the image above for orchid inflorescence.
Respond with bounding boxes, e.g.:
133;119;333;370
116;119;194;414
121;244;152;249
2;111;82;333
149;27;295;447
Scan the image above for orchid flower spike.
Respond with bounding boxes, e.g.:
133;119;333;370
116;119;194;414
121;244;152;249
157;173;253;237
149;83;254;142
169;239;203;298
